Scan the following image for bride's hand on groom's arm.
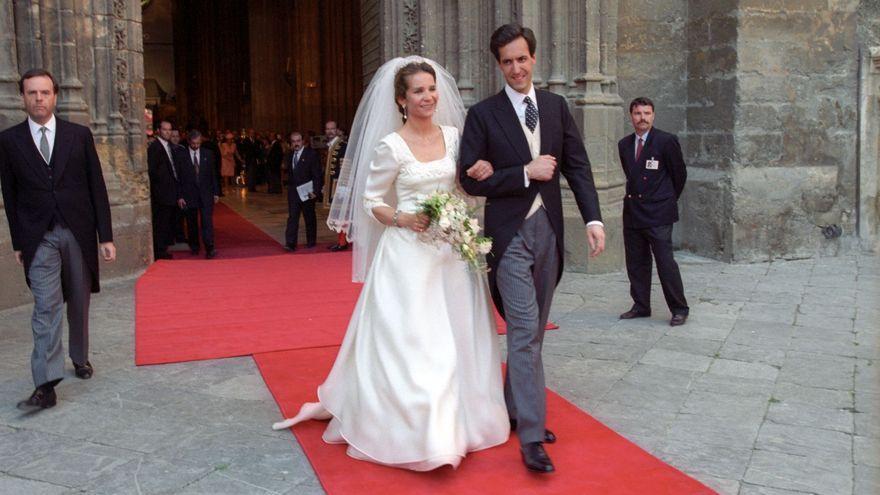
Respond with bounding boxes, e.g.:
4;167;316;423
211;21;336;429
465;160;494;182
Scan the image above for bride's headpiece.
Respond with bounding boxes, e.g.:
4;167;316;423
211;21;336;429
327;56;466;282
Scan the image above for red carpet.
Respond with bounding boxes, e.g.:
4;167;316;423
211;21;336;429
135;252;360;365
136;204;715;494
171;203;285;258
255;347;715;495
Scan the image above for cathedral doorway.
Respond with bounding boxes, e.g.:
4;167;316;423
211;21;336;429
142;0;364;138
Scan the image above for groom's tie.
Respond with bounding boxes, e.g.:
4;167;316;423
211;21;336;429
524;96;538;133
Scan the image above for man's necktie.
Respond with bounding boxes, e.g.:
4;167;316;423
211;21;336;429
294;150;301;168
524;96;538;133
193;151;200;182
166;145;177;181
636;137;644;161
39;127;51;165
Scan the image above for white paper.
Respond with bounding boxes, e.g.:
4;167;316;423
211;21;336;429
296;181;314;201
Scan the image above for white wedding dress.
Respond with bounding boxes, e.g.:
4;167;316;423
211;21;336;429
274;126;509;471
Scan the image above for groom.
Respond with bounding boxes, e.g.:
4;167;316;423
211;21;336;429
459;23;605;473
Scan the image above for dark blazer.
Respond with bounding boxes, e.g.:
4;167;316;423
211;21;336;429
174;146;219;209
147;139;179;206
617;127;687;229
286;147;322;201
0;118;113;293
460;89;602;312
267;140;283;172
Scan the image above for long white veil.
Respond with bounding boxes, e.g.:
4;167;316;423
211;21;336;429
327;56;466;282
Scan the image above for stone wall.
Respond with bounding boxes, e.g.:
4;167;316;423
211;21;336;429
0;1;152;310
730;0;859;261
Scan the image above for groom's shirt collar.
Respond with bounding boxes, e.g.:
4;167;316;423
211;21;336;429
504;84;538;124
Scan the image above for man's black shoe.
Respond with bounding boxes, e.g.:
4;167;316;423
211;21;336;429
284;244;296;252
73;361;93;379
329;244;349;252
510;419;557;444
190;247;199;255
17;386;57;411
306;243;316;248
206;248;217;259
670;314;688;326
520;442;554;473
156;251;173;260
619;309;651;319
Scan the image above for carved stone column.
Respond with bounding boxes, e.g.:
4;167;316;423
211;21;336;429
859;47;880;252
0;1;23;130
52;0;91;124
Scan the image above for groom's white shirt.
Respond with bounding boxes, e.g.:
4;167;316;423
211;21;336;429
505;84;603;227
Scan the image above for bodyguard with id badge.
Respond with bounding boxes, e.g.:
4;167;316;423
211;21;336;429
616;97;690;327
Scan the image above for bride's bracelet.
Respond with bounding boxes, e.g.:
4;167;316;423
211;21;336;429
391;210;401;227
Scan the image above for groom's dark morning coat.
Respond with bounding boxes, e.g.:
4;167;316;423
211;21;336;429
459;89;602;313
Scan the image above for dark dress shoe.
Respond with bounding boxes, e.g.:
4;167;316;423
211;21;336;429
17;386;57;411
670;314;688;326
189;246;199;255
306;243;316;248
205;249;217;259
521;442;554;473
73;361;93;379
510;419;557;444
619;309;651;319
284;244;296;252
329;243;349;252
156;251;173;260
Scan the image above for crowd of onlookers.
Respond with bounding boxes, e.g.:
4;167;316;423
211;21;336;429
146;119;350;261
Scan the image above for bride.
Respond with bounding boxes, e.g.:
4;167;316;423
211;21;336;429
272;57;509;471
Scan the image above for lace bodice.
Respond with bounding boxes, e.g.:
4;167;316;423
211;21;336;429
363;126;460;218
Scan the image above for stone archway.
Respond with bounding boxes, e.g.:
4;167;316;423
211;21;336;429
859;47;880;251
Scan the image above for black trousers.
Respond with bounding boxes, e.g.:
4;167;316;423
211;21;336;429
267;166;282;194
285;196;317;247
624;224;689;316
183;205;215;250
152;203;177;257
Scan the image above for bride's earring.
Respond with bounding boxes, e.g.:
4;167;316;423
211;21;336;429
403;105;408;121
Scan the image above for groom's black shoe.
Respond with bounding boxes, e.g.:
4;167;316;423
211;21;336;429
510;419;557;444
521;442;555;473
619;309;651;319
17;385;57;411
73;361;93;379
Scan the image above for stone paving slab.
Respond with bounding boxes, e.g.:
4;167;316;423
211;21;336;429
0;194;876;494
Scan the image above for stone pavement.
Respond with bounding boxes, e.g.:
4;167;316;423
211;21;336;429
0;191;877;494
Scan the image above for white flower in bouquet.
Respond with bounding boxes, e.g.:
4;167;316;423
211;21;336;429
416;190;493;272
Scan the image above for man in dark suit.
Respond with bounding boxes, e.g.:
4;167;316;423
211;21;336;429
241;128;260;192
265;133;283;194
0;69;115;410
201;130;223;197
147;120;179;260
175;129;219;259
618;97;689;326
284;131;322;251
459;24;605;473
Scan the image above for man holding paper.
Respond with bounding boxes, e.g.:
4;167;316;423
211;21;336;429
284;131;323;251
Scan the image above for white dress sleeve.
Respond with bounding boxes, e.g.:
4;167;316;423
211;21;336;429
362;137;400;222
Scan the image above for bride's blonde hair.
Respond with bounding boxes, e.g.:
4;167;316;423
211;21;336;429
393;61;436;123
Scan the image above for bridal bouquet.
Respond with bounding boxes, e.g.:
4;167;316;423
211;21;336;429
416;191;492;272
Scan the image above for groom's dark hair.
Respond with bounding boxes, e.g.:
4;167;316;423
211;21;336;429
490;23;537;62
